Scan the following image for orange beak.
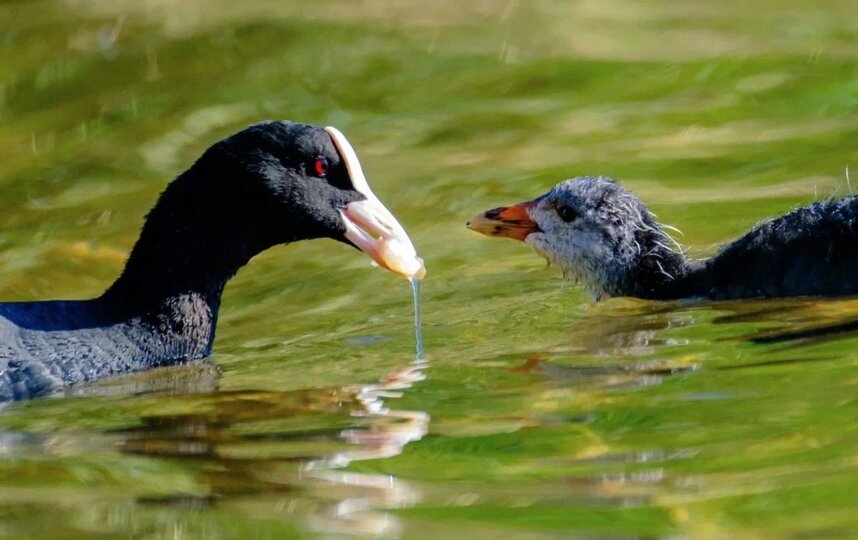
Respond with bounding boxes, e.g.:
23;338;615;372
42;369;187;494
466;197;543;242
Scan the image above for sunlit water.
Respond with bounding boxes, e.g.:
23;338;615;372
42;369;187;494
0;0;857;538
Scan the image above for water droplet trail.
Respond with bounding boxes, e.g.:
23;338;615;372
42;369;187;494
409;277;424;360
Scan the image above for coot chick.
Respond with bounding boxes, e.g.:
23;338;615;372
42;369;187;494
0;121;425;402
468;176;858;301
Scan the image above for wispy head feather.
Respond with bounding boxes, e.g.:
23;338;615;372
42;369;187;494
524;176;689;299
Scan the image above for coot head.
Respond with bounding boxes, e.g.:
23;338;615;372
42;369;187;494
194;121;424;278
467;176;678;299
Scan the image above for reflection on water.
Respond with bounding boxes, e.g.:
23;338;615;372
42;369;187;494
0;356;429;537
67;359;222;398
714;297;858;346
564;301;697;357
307;359;429;536
122;358;430;537
515;355;696;390
295;278;429;535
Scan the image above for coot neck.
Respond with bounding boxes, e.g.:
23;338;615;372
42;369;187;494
623;232;694;300
101;162;280;320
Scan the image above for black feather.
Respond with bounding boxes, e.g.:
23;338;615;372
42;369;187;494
0;121;364;402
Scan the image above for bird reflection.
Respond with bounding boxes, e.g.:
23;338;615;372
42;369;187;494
565;301;696;357
509;301;698;388
101;357;431;537
711;297;858;347
304;359;429;536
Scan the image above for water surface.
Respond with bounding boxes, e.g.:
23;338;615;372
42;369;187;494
0;0;857;537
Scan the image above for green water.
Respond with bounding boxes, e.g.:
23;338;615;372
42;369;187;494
1;0;857;537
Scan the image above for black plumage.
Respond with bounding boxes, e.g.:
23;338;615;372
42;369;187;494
0;121;375;402
688;197;858;299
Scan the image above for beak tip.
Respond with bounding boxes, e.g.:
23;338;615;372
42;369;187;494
466;205;539;242
466;211;488;229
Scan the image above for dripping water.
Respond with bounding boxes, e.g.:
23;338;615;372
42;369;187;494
410;277;424;360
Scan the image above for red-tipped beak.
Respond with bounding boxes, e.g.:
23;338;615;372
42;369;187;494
466;197;543;241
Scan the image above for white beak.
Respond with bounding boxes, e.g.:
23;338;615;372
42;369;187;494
325;126;426;280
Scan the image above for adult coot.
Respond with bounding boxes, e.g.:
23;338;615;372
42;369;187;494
0;121;425;402
467;175;858;301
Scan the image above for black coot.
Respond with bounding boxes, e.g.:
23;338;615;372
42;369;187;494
0;121;424;402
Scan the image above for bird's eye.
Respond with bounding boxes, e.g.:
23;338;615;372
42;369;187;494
313;157;330;177
556;205;578;223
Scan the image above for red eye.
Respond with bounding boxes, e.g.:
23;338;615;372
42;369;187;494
313;157;329;176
